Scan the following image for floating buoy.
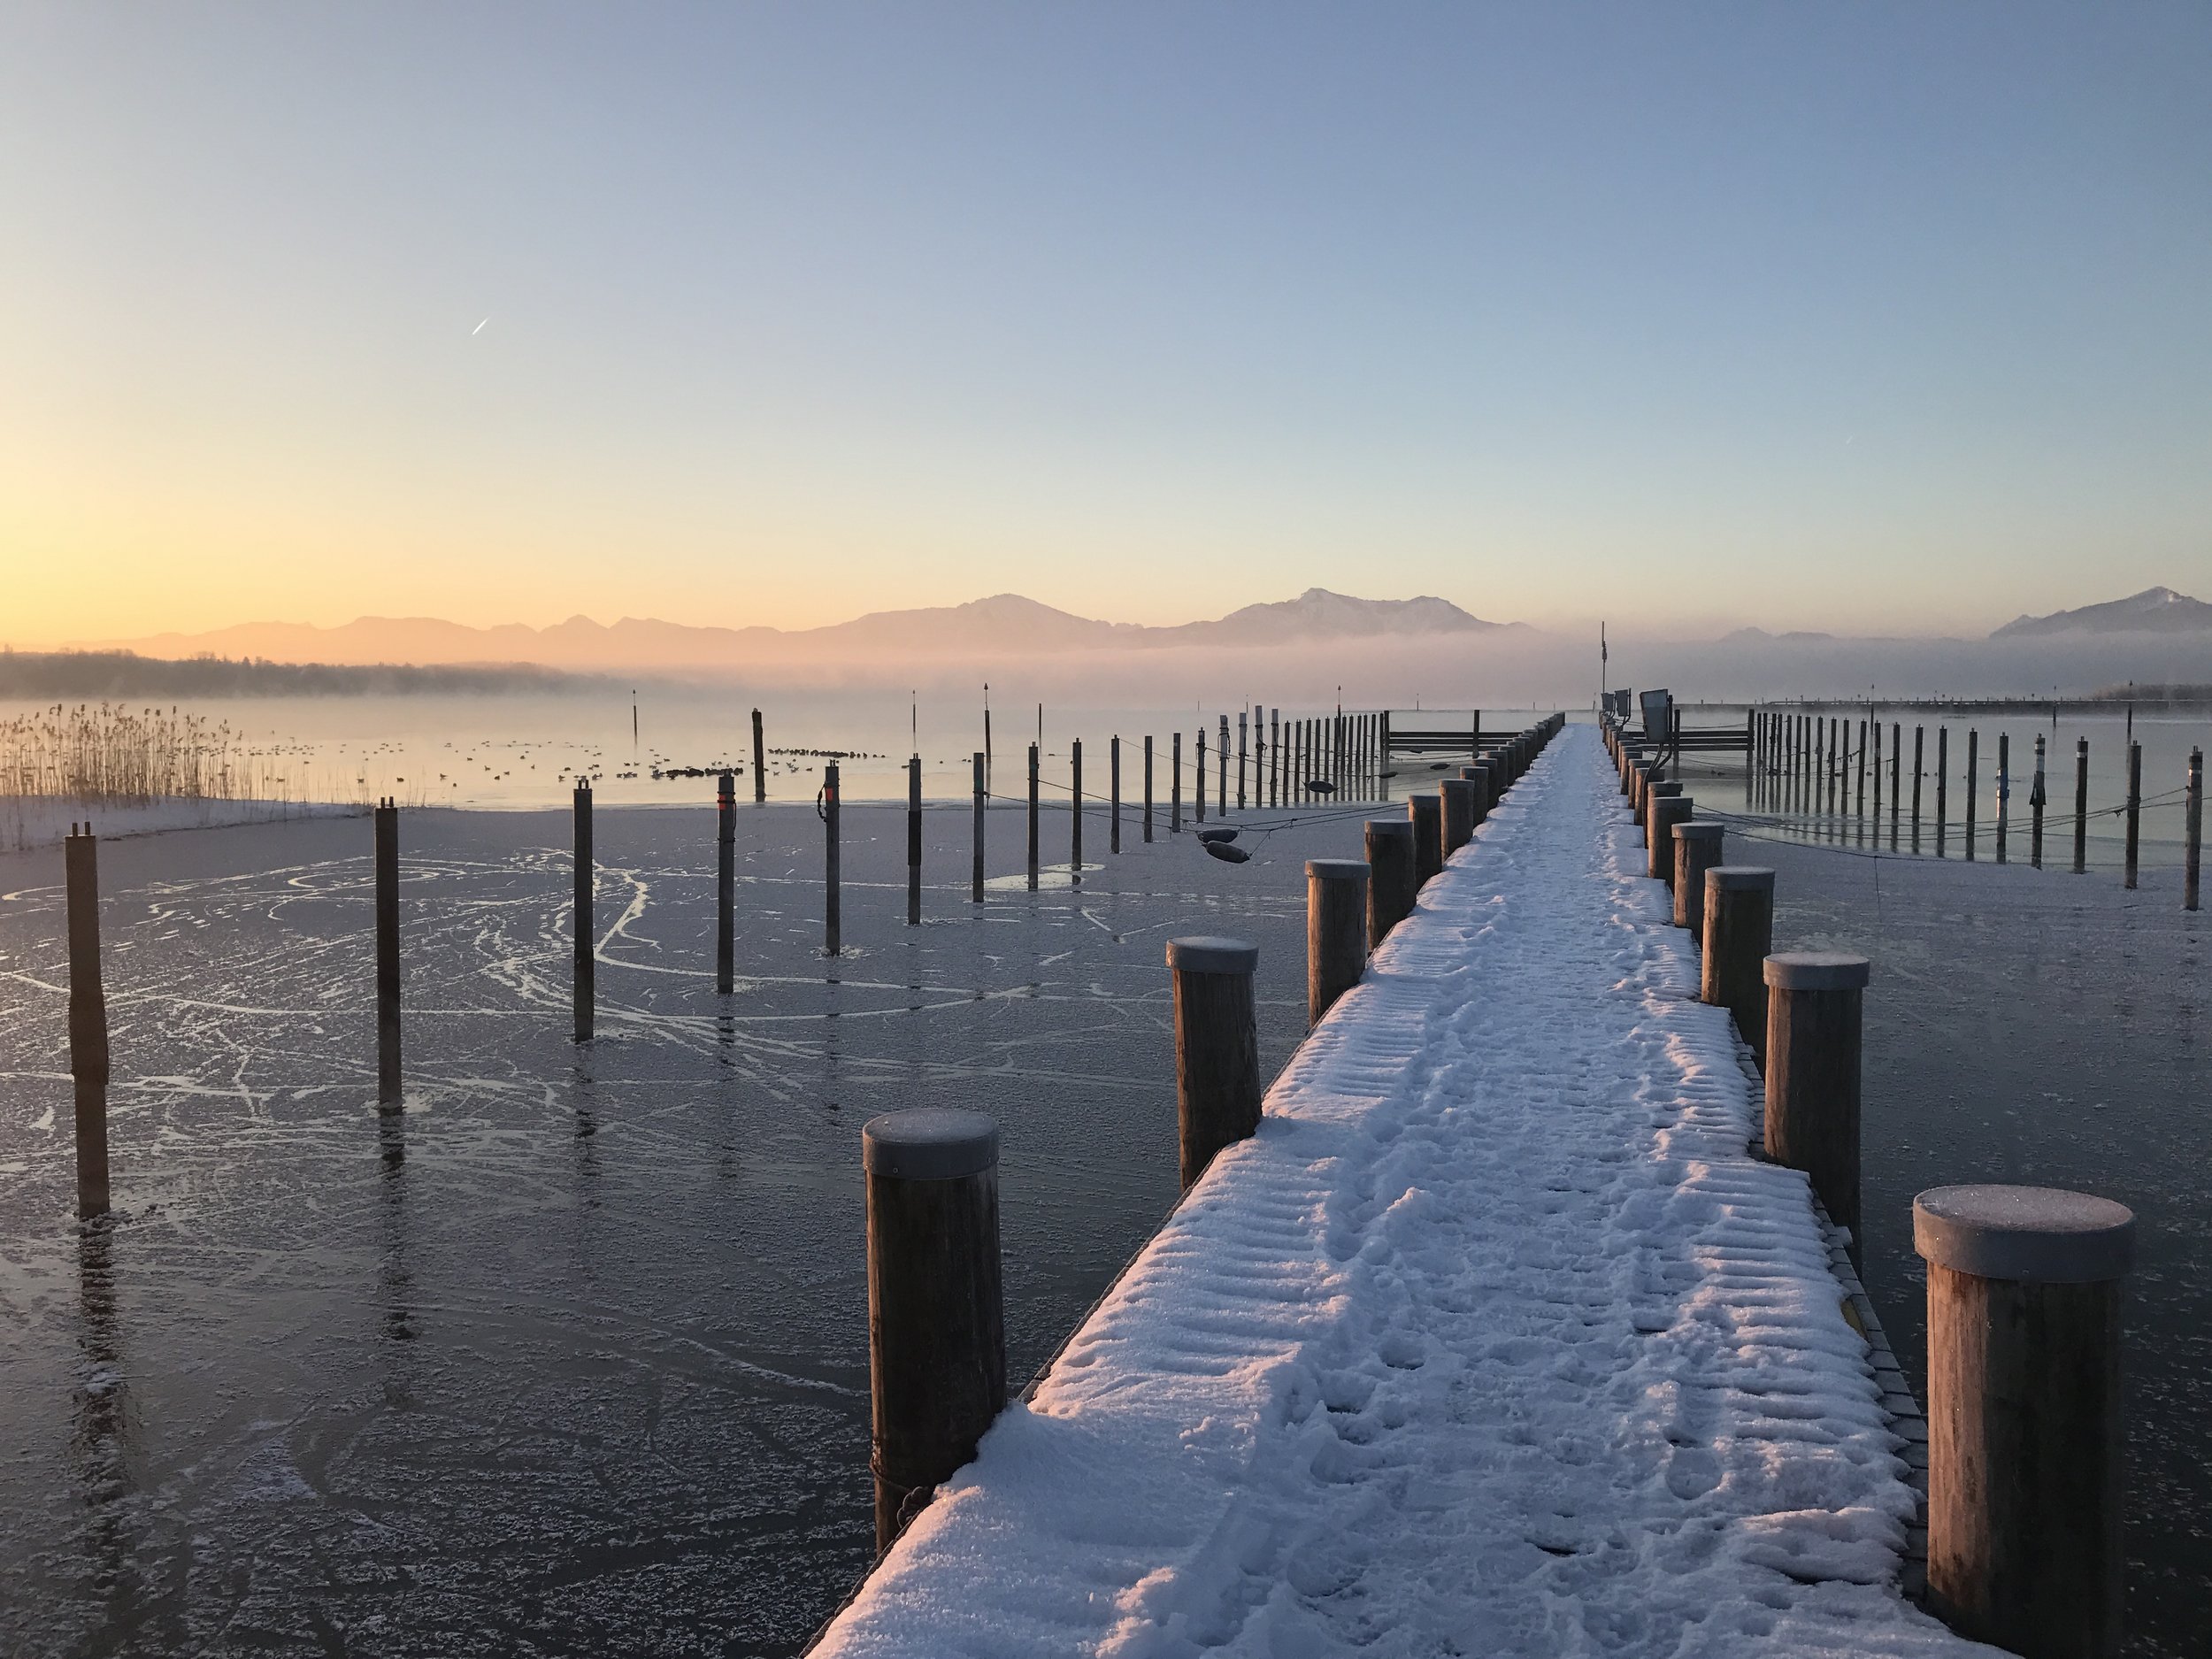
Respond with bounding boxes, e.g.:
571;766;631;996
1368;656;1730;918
1203;841;1251;864
1196;827;1239;844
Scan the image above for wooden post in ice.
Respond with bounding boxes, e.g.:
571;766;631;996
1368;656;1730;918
65;826;111;1218
1703;868;1774;1065
1763;951;1870;1269
2073;738;2090;875
1070;740;1083;885
2187;747;2203;912
1648;790;1691;886
1911;726;1925;849
1110;735;1121;855
375;798;402;1104
1409;793;1442;889
1364;818;1416;946
906;757;923;925
751;708;766;803
1306;859;1369;1027
1195;730;1207;825
1995;734;2009;864
1915;1184;2134;1658
971;754;985;903
1440;778;1476;858
572;784;595;1041
864;1108;1005;1555
2124;741;2141;890
1936;726;1950;856
718;772;737;989
1672;821;1724;936
1168;937;1261;1190
1171;733;1182;833
823;762;842;956
1217;714;1229;817
1143;735;1155;844
1964;729;1978;860
1026;744;1041;889
1237;711;1248;811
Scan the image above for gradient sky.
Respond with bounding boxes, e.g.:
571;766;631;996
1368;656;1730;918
4;2;2208;644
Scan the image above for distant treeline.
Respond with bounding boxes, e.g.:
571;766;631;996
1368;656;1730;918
0;649;610;699
2089;684;2212;703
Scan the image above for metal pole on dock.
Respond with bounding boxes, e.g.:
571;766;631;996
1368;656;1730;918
65;826;111;1218
863;1108;1005;1555
1167;937;1261;1190
2073;738;2090;874
573;784;595;1041
1026;745;1040;889
374;798;401;1103
718;772;737;988
1307;860;1369;1027
907;757;923;925
971;754;985;903
1915;1185;2133;1658
1702;867;1774;1065
2187;747;2203;912
1364;818;1416;946
2124;741;2141;890
1763;951;1870;1268
751;709;765;803
823;763;841;956
1409;794;1442;890
1673;822;1724;936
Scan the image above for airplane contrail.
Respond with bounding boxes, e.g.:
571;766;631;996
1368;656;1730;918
472;317;489;335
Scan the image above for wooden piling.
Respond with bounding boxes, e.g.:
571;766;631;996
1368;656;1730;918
1171;733;1182;833
1364;818;1416;946
1995;734;2009;864
1915;1184;2134;1658
1648;791;1692;885
1702;867;1774;1065
1890;721;1902;842
2073;738;2089;874
824;762;842;955
2124;741;2140;890
1644;778;1682;849
1763;951;1870;1267
1168;937;1262;1190
1912;726;1925;849
1110;736;1121;855
1237;711;1248;811
1440;778;1476;858
1673;821;1724;936
2032;734;2047;868
751;708;766;803
1071;739;1083;886
2187;747;2202;912
1144;735;1155;843
1409;794;1442;889
375;798;401;1103
65;826;111;1218
972;754;986;903
718;772;737;988
573;784;595;1041
1196;730;1207;825
864;1108;1006;1555
907;756;923;925
1026;744;1041;889
1965;729;1978;861
1306;860;1369;1027
1937;726;1950;856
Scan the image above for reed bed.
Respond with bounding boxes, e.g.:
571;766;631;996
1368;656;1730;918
0;703;295;805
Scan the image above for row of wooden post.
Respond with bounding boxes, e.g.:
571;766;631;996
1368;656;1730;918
1613;718;2135;1659
857;712;1564;1556
1752;709;2204;908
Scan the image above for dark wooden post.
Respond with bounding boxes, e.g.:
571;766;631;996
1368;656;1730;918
1195;730;1207;825
1307;859;1369;1026
751;708;765;803
1936;726;1950;856
2186;746;2202;912
907;756;923;925
1026;744;1041;888
1110;735;1121;855
1143;735;1155;843
1168;937;1261;1189
824;762;842;955
375;798;401;1104
1995;733;2009;864
65;826;111;1218
1643;777;1682;848
1237;711;1248;811
2073;737;2090;875
863;1108;1005;1555
971;753;985;903
1763;951;1869;1268
1890;721;1902;842
1409;793;1441;889
1364;818;1416;946
1673;821;1724;935
2032;734;2047;867
1702;867;1774;1065
1440;778;1475;858
1171;732;1182;833
2124;740;2141;890
1217;714;1229;817
1648;791;1692;885
1963;728;1978;859
1872;718;1884;823
1856;718;1868;816
1911;726;1925;849
718;772;736;989
1915;1185;2134;1658
1070;739;1084;883
572;784;595;1041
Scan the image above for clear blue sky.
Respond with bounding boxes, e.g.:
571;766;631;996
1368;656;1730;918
4;2;2207;641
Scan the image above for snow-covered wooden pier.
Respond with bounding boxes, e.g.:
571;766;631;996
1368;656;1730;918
814;725;1990;1655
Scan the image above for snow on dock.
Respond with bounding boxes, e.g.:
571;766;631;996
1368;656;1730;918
814;726;1993;1656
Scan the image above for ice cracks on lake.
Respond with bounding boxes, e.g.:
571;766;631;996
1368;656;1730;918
816;726;1998;1658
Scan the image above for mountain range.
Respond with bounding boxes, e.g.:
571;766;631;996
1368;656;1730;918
85;589;1506;670
1992;587;2212;638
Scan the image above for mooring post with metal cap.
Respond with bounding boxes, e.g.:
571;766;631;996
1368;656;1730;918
1440;778;1475;858
572;783;595;1041
1363;818;1416;946
375;797;401;1102
971;753;986;903
862;1107;1005;1555
1699;872;1770;1066
1647;790;1691;885
823;761;841;956
2186;746;2203;912
906;756;923;925
1763;951;1870;1267
2124;740;2141;890
1306;860;1369;1027
65;825;111;1218
1025;744;1040;889
1672;821;1724;935
1167;936;1261;1190
717;771;737;988
751;708;766;803
1914;1184;2135;1658
1409;793;1443;890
